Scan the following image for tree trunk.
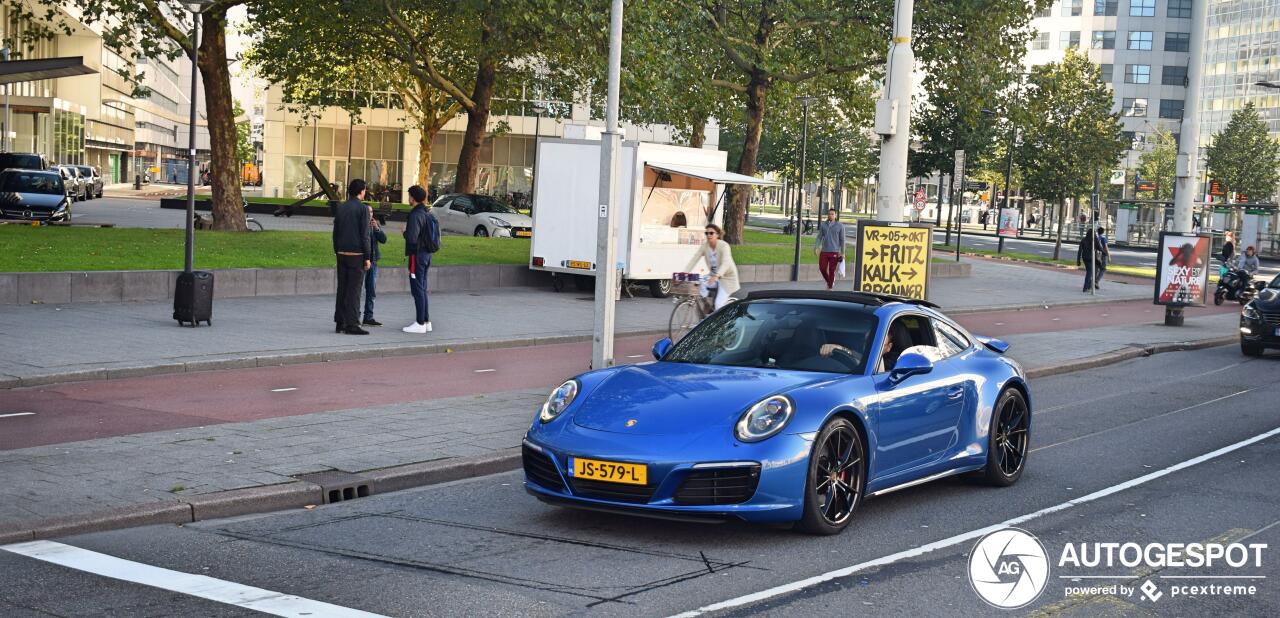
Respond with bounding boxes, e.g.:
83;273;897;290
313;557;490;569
417;125;434;187
688;111;708;149
726;73;768;244
1053;199;1066;260
453;57;497;194
197;11;246;232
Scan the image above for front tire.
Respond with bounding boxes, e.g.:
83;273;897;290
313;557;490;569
1242;341;1263;357
649;278;672;298
796;417;865;535
1214;289;1225;305
474;226;489;237
982;388;1029;487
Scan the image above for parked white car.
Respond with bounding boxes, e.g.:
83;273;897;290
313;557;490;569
431;193;533;238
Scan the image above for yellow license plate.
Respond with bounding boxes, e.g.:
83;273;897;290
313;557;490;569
515;230;531;238
567;260;593;269
570;457;647;485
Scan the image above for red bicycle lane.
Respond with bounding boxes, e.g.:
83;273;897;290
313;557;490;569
0;298;1240;450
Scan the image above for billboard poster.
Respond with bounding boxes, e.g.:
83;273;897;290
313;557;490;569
997;208;1019;238
1153;233;1211;306
854;220;933;300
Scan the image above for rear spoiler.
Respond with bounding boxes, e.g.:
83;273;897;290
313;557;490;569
975;335;1010;354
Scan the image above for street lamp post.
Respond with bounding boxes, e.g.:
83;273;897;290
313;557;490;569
183;3;211;273
792;96;816;282
1;47;9;152
590;0;623;370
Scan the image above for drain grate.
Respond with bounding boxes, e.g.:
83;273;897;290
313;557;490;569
293;470;373;504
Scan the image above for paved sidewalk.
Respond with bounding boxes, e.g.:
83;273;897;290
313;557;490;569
0;309;1239;538
0;259;1149;386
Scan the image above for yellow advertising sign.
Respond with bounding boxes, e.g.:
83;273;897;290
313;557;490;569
854;221;933;300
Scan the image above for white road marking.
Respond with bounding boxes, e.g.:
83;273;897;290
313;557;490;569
668;424;1280;618
1160;575;1266;579
0;541;387;617
269;388;297;393
474;368;497;373
0;412;35;419
626;354;647;359
1031;388;1255;453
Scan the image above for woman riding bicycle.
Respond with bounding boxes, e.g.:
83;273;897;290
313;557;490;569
683;223;739;311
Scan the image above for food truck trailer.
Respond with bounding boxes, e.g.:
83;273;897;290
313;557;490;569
529;138;777;296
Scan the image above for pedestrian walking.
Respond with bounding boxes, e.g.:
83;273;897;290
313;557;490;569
333;179;372;335
1075;228;1101;293
1221;231;1236;265
1095;226;1110;289
684;224;739;311
403;185;440;334
361;204;388;327
813;209;846;290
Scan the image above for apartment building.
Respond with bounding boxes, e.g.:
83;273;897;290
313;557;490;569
1028;0;1194;170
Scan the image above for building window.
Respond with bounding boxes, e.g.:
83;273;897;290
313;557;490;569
1031;32;1051;50
1159;99;1184;119
1100;63;1114;82
1168;0;1191;18
1122;98;1148;117
1129;0;1155;16
1063;0;1083;16
1094;0;1119;15
1165;32;1190;52
1092;31;1116;49
1121;130;1136;147
1127;31;1153;50
1060;31;1081;49
1034;5;1052;18
1162;65;1188;86
1124;64;1151;84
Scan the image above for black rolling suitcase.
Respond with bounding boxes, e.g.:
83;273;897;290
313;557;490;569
174;271;214;326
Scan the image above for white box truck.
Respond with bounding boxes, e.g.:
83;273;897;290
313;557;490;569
529;138;776;296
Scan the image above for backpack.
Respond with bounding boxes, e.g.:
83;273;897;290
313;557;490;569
419;211;440;254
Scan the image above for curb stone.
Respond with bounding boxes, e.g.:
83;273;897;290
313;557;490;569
0;335;1238;543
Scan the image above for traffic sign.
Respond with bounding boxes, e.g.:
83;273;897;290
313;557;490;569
965;181;989;191
913;188;927;211
854;220;933;300
1109;169;1126;185
952;150;966;192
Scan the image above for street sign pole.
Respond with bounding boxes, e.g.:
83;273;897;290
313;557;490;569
1164;0;1208;327
874;0;915;222
953;150;966;262
591;0;623;370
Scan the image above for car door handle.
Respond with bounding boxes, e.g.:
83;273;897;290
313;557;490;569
946;385;965;400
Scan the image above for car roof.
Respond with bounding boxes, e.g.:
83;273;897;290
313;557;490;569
744;289;940;309
1;168;57;175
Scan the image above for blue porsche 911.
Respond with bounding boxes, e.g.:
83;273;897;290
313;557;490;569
522;290;1031;534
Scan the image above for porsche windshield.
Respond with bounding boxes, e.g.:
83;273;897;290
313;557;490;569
665;300;878;374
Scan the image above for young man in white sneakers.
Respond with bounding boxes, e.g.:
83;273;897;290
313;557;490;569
402;185;440;333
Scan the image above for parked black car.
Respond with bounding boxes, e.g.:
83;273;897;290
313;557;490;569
1240;274;1280;356
0;169;71;221
0;152;49;172
75;165;104;199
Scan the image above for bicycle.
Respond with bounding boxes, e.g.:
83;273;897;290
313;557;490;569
668;273;737;342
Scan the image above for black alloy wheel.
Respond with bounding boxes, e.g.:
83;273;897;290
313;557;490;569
982;388;1029;486
474;226;489;237
797;417;865;535
649;278;673;298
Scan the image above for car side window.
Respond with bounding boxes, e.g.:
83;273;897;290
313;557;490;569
877;314;937;373
931;319;969;359
451;196;472;213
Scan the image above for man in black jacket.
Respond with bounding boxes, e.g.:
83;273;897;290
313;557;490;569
333;179;372;334
362;204;388;326
402;185;439;333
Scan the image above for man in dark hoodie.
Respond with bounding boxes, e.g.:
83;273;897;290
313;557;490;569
361;204;388;326
333;179;372;335
402;185;440;333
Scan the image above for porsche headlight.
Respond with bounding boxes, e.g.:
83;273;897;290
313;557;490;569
539;379;579;423
489;216;512;228
735;396;794;442
1242;303;1260;320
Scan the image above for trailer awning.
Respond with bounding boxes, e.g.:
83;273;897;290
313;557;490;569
646;163;780;186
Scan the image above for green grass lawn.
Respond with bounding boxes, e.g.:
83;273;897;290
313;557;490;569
0;226;530;272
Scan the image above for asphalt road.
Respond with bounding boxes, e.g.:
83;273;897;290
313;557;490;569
2;345;1277;617
0;299;1240;450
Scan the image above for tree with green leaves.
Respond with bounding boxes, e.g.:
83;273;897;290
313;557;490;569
1016;50;1127;259
1205;103;1280;203
5;0;249;229
1137;126;1176;201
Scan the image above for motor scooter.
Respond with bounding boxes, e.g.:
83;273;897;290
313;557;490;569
1214;268;1265;305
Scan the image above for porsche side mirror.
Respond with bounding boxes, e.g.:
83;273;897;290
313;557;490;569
889;352;934;384
652;337;673;360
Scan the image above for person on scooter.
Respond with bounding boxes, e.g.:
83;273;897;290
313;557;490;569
1236;246;1260;276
